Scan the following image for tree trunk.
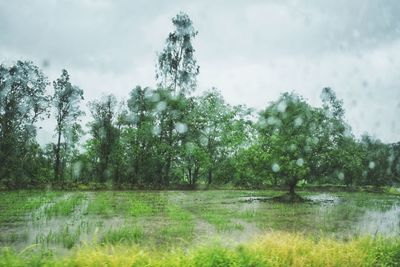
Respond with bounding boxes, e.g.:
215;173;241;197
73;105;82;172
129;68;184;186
288;177;298;195
193;166;200;185
54;130;62;182
207;169;212;185
188;167;192;185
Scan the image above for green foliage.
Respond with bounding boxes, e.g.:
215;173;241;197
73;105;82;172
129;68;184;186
52;69;84;183
0;14;398;190
87;95;121;183
156;12;199;95
258;93;322;193
0;61;50;188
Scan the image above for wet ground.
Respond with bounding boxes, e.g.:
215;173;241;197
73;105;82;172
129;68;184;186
0;190;399;253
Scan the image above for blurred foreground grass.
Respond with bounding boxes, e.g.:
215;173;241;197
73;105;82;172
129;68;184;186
1;232;400;267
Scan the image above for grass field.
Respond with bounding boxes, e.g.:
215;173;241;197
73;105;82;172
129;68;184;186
0;190;400;266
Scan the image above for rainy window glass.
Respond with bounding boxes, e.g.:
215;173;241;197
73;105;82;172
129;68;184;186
0;1;399;265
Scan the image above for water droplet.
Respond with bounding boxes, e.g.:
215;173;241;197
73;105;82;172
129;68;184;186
289;144;297;151
267;117;276;125
152;125;161;135
272;163;280;172
258;118;267;128
277;101;287;113
200;136;208;146
156;101;167;112
294;117;303;127
175;122;188;134
185;142;195;152
369;161;376;169
151;93;160;102
296;158;304;166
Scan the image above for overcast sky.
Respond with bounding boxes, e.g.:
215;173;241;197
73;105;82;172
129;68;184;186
1;0;399;143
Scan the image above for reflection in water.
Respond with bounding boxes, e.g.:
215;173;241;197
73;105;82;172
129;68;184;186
307;193;340;204
357;204;400;236
1;191;400;253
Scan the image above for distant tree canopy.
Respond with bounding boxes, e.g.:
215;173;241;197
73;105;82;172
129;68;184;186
0;13;399;190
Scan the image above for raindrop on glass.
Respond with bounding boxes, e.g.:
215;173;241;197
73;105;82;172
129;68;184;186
272;163;280;172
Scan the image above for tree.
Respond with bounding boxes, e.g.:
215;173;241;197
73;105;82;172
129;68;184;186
52;69;84;183
88;95;120;183
259;93;322;198
0;61;50;187
309;88;351;183
156;12;199;96
233;143;270;188
388;142;400;184
360;135;392;186
153;12;200;185
197;90;253;185
121;86;158;185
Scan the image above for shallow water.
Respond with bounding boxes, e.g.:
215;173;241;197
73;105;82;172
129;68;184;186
0;190;399;253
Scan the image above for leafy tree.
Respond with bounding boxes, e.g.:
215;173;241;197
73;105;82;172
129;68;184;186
233;143;270;188
184;89;253;185
174;96;206;186
52;69;84;183
156;12;199;96
259;93;323;197
121;86;158;185
324;137;364;186
360;135;393;186
388;142;400;183
0;61;50;187
153;12;200;185
309;88;351;182
87;95;120;183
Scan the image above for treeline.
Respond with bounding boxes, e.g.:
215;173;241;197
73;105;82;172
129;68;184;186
0;13;399;191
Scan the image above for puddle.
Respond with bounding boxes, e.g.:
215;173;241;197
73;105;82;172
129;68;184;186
2;191;400;253
357;204;400;236
307;193;340;204
239;196;272;203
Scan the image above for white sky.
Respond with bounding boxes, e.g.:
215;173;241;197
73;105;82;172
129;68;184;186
1;0;399;143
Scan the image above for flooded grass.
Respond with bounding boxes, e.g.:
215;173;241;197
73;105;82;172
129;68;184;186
0;190;400;265
101;226;144;245
43;193;86;218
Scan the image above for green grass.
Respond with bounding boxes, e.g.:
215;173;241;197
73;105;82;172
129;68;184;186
101;226;144;245
44;193;86;218
0;191;61;223
128;198;154;217
1;233;400;266
1;189;400;259
87;192;116;217
158;205;195;243
35;225;81;249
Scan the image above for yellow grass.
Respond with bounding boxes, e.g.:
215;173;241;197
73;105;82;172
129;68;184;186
1;232;399;266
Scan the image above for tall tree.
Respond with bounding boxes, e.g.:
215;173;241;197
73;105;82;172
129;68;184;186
52;69;84;183
310;88;349;181
0;61;49;187
156;12;199;96
122;86;158;185
88;95;120;183
154;12;200;185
